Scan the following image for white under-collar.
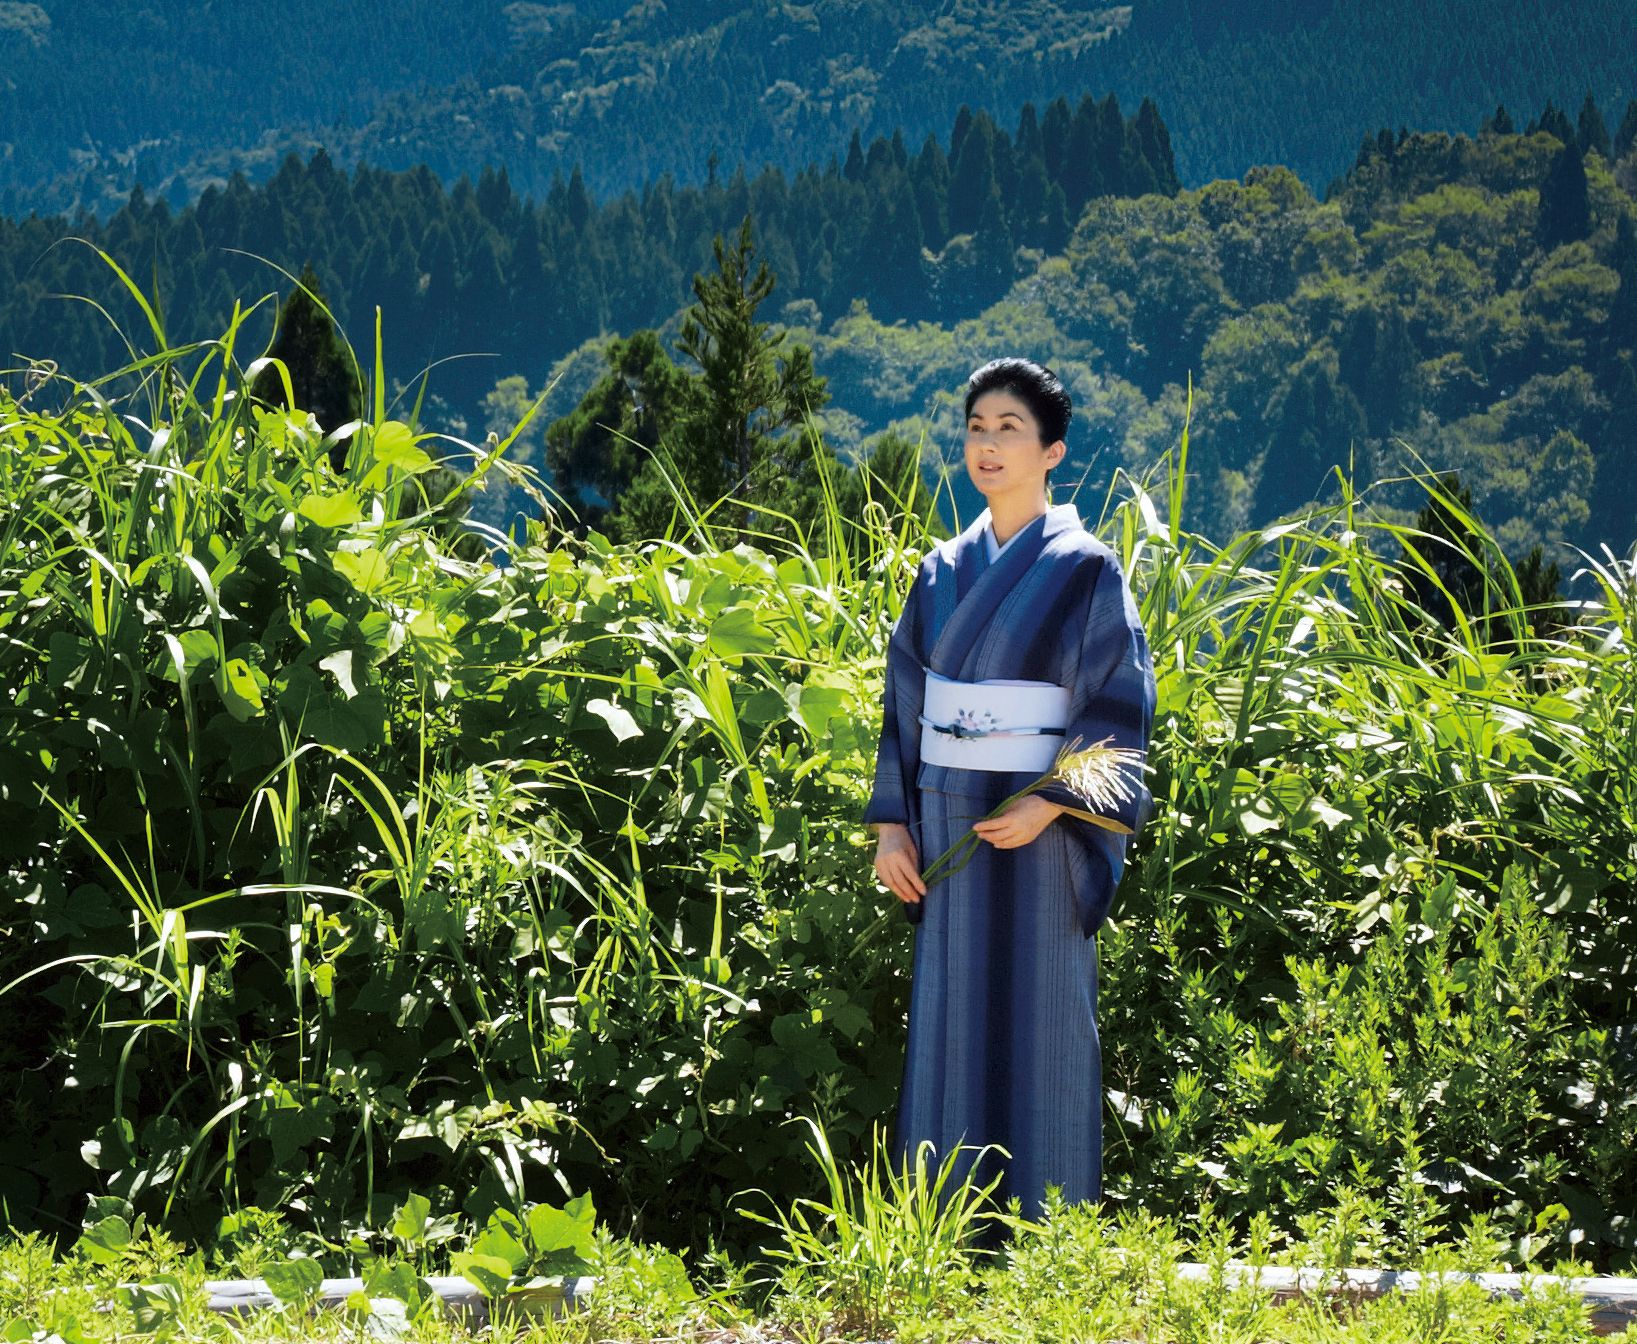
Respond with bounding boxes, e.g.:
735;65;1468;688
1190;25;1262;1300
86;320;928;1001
983;513;1028;561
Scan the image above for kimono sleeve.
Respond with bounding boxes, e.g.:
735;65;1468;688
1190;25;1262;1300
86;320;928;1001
861;569;926;831
1032;549;1157;839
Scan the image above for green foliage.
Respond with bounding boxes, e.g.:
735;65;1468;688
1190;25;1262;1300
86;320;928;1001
4;261;1637;1283
739;1116;1005;1338
607;217;834;549
0;257;919;1256
1;1188;1624;1344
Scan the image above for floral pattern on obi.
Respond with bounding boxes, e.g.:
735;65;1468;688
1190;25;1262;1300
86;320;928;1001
949;707;1002;738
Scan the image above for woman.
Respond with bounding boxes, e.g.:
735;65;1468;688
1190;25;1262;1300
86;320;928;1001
863;357;1157;1222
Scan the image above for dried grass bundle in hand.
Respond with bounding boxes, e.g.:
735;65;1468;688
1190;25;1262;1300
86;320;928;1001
919;735;1149;891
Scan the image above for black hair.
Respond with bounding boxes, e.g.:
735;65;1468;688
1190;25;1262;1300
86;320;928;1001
964;357;1072;484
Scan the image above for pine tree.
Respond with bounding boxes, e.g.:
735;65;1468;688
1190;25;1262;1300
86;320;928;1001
889;128;909;171
1063;95;1098;214
1616;99;1637;160
1397;472;1491;663
658;216;830;545
1513;544;1566;645
949;105;976;169
1134;96;1181;195
544;328;699;533
1533;98;1576;147
1095;92;1127;195
948;117;997;236
1577;93;1612;160
972;181;1017;301
249;261;362;473
1535;143;1591;252
911;133;950;249
879;173;929;316
1015;102;1044;165
1040;181;1071;255
842;130;866;184
1041;96;1072;183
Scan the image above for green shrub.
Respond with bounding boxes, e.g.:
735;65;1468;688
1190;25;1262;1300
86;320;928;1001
3;264;1634;1274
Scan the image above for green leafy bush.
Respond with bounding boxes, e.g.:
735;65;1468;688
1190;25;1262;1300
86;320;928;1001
3;263;1635;1275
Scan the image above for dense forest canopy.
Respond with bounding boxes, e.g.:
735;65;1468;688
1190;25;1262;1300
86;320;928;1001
4;90;1633;568
0;91;1178;426
0;0;1631;218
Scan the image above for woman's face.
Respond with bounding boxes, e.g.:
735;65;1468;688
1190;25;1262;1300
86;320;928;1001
964;388;1063;500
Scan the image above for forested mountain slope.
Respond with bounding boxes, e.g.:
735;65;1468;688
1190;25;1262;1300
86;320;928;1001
5;93;1634;566
1;0;1631;218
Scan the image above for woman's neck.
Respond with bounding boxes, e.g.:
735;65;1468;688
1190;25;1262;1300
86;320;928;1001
988;494;1049;548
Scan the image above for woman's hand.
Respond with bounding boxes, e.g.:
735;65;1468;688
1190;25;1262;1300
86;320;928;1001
970;795;1064;849
873;823;926;906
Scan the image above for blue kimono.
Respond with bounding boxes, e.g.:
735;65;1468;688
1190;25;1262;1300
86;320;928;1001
862;501;1157;1218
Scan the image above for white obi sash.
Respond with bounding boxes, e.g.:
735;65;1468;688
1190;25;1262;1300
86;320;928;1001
918;667;1071;773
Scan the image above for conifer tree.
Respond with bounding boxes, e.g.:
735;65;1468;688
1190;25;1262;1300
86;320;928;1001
1535;143;1591;253
1512;544;1566;645
1134;96;1181;195
1016;101;1044;165
972;181;1017;299
1041;96;1072;183
627;216;829;546
544;329;699;534
249;261;361;472
842;130;866;184
1616;99;1637;160
911;132;951;249
1532;99;1576;147
1577;93;1612;160
1063;95;1098;213
948;116;998;236
1040;181;1071;255
1397;472;1491;663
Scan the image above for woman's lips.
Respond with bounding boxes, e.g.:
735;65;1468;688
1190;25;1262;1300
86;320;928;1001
979;463;1002;473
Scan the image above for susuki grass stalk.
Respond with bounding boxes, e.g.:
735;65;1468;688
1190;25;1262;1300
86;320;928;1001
918;735;1150;890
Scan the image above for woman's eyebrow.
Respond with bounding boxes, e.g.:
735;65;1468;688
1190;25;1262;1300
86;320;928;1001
968;411;1023;421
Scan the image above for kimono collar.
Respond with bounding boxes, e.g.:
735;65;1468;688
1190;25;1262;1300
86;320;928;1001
928;502;1085;679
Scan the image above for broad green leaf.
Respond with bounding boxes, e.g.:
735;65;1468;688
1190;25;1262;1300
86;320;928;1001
707;605;776;657
389;1193;432;1247
1235;793;1284;837
262;1258;324;1308
120;1276;183;1333
363;1258;423;1307
452;1251;514;1298
175;627;218;674
793;680;848;738
73;1215;131;1264
297;491;364;528
469;1221;529;1274
335;548;392;592
319;649;358;699
525;1193;596;1258
585;697;641;741
372;421;433;473
215;656;264;720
